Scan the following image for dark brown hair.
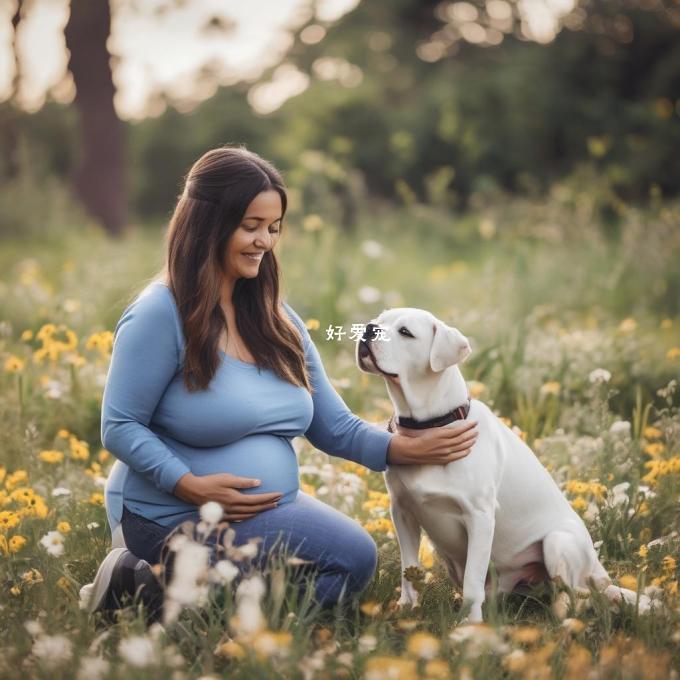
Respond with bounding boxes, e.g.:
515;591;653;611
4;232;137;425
154;145;311;393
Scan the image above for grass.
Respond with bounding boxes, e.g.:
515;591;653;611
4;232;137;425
0;192;678;678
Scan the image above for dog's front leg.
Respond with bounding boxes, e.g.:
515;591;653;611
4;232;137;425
390;500;422;608
461;511;495;623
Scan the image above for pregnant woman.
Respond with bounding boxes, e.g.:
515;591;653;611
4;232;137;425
81;145;479;623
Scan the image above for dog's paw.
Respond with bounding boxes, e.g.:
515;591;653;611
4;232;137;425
396;595;419;609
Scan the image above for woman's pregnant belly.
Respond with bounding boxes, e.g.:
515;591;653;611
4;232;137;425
117;434;299;525
162;433;300;505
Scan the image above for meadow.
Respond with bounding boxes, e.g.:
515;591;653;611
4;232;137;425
0;184;678;679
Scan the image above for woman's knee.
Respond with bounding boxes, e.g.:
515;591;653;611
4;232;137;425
341;528;378;593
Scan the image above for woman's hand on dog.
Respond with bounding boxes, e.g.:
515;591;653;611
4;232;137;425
173;472;282;521
387;420;479;465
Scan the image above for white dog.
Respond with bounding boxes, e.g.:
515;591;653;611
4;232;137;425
356;308;650;622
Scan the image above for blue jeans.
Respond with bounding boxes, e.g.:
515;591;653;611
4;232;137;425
121;491;377;608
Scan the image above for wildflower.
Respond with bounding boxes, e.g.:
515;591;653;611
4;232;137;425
76;656;110;680
199;501;223;527
10;584;21;596
358;634;378;653
358;286;381;304
21;329;33;341
211;559;239;585
360;601;382;617
662;555;676;576
305;318;320;330
644;442;666;458
564;643;591;676
302;214;324;232
214;638;246;660
8;535;27;553
39;530;65;557
643;426;663;440
164;535;211;625
571;496;588;512
57;429;70;438
69;436;90;461
419;535;435;569
88;492;104;505
561;618;585;634
39;450;64;464
87;522;99;530
85;331;113;359
0;511;21;531
638;545;649;559
52;487;71;497
57;576;71;591
252;630;293;660
618;318;637;333
4;355;25;373
118;635;159;668
468;381;486;398
667;347;680;361
609;420;631;435
20;568;43;584
540;381;561;396
365;656;417;680
449;624;508;657
618;575;639;591
423;659;451;679
507;626;542;645
406;631;441;659
361;240;384;258
588;368;611;383
32;634;73;669
5;469;28;490
57;521;71;534
231;574;266;636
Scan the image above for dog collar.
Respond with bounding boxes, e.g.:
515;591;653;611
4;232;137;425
388;398;471;432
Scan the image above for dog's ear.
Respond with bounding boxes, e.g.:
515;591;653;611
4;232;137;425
429;321;470;372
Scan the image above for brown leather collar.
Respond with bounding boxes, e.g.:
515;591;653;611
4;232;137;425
387;398;471;433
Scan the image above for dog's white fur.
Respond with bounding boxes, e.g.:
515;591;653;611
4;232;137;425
356;308;650;622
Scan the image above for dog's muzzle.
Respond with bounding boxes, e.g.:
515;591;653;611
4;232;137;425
358;323;378;359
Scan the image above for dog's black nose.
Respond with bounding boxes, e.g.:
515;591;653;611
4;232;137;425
363;323;378;342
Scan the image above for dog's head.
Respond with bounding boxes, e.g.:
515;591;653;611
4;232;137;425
355;307;471;383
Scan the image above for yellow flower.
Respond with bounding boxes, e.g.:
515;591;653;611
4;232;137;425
300;482;316;497
89;492;104;506
365;656;417;680
662;556;676;576
97;449;110;463
57;576;71;591
406;632;441;659
251;630;293;660
643;426;663;440
364;518;395;534
419;536;435;569
57;521;71;534
644;442;666;458
39;450;64;464
666;581;678;595
8;535;27;554
85;331;113;359
360;601;382;616
618;574;639;591
660;318;672;329
0;511;21;532
20;568;43;584
5;469;28;490
21;329;34;341
214;639;246;660
4;355;25;373
305;318;320;331
423;659;451;679
468;381;486;399
69;436;90;461
0;467;5;485
57;429;70;439
618;318;637;333
10;585;21;596
638;545;649;559
302;214;324;232
540;381;561;396
0;535;7;556
507;626;542;645
667;347;680;361
570;497;588;512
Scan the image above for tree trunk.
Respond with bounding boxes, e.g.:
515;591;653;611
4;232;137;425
64;0;126;235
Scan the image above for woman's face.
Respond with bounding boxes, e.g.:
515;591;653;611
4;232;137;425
223;189;283;283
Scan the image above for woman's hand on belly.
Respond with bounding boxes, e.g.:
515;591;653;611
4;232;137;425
174;472;283;521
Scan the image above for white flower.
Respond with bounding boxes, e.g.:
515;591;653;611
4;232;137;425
358;286;381;304
609;482;630;506
609;420;631;435
24;619;43;636
212;560;239;585
449;624;508;658
32;634;73;669
44;379;66;399
233;575;266;636
118;635;158;668
51;487;71;497
76;656;110;680
87;522;100;530
358;634;378;653
199;501;223;526
361;240;384;258
589;368;611;383
39;530;65;557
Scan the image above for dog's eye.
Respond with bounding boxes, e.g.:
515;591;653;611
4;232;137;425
398;327;414;338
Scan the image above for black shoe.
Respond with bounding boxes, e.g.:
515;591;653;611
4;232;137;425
84;548;164;625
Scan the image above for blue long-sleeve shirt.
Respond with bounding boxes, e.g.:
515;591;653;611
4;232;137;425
102;281;393;536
